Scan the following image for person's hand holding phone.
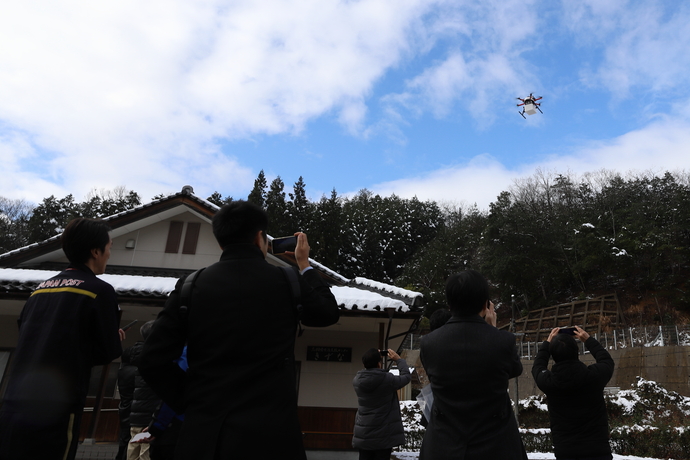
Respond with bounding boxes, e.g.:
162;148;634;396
484;300;497;327
547;327;560;342
573;325;589;342
386;349;401;361
293;232;311;271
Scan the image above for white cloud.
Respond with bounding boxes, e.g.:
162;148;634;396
369;117;690;210
380;0;541;130
562;1;690;97
0;0;438;201
1;0;689;207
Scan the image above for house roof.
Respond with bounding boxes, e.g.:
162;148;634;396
0;268;414;313
0;186;424;314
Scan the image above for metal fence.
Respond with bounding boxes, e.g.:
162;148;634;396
517;325;690;359
403;325;690;360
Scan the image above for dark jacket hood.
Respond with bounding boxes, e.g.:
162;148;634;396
353;368;388;393
550;359;588;389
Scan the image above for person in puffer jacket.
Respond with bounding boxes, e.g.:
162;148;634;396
352;348;411;460
127;321;161;460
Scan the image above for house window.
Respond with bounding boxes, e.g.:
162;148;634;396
182;222;201;255
165;221;184;253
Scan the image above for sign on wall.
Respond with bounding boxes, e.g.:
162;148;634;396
306;346;352;362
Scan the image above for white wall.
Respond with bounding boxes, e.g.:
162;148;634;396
295;318;415;408
109;212;220;270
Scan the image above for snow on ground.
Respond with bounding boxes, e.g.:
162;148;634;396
393;454;668;460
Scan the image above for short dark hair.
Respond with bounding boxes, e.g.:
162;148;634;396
550;333;579;362
445;270;489;316
140;320;156;341
212;201;269;248
61;218;112;265
429;308;452;331
362;348;382;369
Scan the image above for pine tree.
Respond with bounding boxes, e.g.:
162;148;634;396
248;170;267;208
265;177;290;236
207;192;234;207
288;176;313;233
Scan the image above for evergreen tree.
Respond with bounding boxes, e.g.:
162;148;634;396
265;177;290;236
247;170;267;208
207;192;234;207
79;187;141;217
287;176;313;233
311;189;343;269
28;194;79;242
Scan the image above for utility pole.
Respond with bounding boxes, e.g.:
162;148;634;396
511;294;519;426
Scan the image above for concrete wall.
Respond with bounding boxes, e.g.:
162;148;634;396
510;345;690;399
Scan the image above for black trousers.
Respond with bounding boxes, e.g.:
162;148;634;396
0;402;82;460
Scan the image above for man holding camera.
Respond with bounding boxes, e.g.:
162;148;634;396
531;326;614;460
352;348;411;460
419;270;527;460
137;201;339;460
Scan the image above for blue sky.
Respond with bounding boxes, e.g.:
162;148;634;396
1;0;689;210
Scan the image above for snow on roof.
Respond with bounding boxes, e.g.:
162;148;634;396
0;268;410;311
351;277;423;300
0;268;178;297
307;259;350;284
331;285;409;312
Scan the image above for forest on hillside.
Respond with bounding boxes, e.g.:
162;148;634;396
1;170;689;322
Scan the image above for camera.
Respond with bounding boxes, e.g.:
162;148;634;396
271;236;297;254
379;349;388;356
558;327;576;335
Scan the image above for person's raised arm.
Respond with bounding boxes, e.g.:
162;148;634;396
484;300;497;327
576;326;614;382
292;232;340;327
293;232;311;272
387;349;411;389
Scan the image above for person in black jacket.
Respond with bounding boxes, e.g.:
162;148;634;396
419;270;527;460
0;218;124;460
137;201;340;460
352;348;411;460
531;326;614;460
116;347;137;460
128;321;160;460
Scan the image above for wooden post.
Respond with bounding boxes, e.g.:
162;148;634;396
84;363;110;443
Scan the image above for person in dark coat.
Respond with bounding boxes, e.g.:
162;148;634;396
531;326;615;460
418;308;451;428
116;347;137;460
128;321;161;460
137;201;340;460
352;348;411;460
419;270;527;460
0;218;124;460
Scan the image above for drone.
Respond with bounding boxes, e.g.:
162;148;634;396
516;93;543;118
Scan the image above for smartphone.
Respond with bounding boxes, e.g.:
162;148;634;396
558;327;576;335
379;349;388;356
121;320;138;332
271;236;297;254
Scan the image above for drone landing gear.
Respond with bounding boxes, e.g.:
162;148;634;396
519;111;526;119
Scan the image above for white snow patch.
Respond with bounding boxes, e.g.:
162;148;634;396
330;285;409;311
0;268;411;312
352;277;423;299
